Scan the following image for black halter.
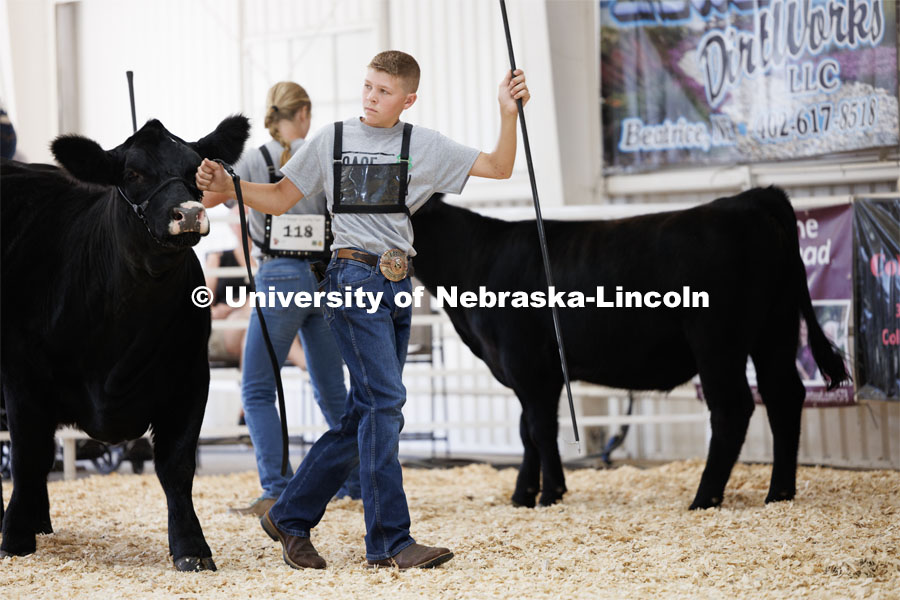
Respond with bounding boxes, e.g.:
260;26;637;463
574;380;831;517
116;177;193;219
116;177;196;243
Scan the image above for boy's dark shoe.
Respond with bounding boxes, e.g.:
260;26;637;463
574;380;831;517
366;543;454;569
261;511;326;570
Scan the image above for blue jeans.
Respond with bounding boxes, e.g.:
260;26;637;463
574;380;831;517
242;257;361;500
269;253;415;561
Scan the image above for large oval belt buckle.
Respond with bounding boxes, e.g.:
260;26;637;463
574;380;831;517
379;249;408;282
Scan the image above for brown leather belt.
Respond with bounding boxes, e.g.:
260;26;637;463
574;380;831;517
333;248;413;281
334;248;378;266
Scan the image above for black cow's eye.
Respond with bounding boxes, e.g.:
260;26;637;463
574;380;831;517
124;169;143;183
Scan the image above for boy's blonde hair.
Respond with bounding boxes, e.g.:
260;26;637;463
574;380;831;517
264;81;312;166
368;51;420;93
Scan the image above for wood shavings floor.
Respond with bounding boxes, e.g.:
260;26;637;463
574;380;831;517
1;461;898;599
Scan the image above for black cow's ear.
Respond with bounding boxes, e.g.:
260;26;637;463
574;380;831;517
190;114;251;165
51;135;117;185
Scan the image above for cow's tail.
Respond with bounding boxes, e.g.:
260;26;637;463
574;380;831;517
766;186;850;390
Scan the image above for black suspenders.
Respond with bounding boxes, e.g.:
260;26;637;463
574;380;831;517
398;123;412;206
258;144;281;184
331;121;343;209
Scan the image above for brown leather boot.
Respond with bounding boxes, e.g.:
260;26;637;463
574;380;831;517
367;543;454;569
260;511;326;570
229;496;276;517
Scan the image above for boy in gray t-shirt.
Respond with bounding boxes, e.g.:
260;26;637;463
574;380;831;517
197;50;529;571
281;117;478;256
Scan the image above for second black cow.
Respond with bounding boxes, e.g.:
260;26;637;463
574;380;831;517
411;188;848;510
1;116;249;570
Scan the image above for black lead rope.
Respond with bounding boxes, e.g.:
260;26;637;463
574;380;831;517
214;160;291;476
498;0;580;450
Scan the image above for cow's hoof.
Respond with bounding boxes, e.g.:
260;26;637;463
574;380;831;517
36;520;53;535
765;489;795;504
538;495;563;507
510;494;536;509
538;486;566;507
174;556;217;572
688;495;722;510
0;542;36;558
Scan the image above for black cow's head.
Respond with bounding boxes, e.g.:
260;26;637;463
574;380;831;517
51;115;250;248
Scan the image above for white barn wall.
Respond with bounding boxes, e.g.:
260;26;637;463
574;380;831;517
7;0;565;193
389;0;564;207
6;0;56;163
239;0;383;148
545;0;603;206
0;0;18;128
72;0;242;148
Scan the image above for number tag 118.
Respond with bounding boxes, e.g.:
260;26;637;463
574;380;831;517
270;214;326;252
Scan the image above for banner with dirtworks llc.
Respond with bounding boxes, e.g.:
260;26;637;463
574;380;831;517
600;0;899;173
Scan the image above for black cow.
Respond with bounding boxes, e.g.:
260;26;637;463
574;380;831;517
0;116;249;571
411;188;848;509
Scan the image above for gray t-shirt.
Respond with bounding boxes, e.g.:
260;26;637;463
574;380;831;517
231;137;328;259
280;117;480;257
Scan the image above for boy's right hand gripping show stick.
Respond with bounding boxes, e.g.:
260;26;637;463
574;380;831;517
498;0;580;451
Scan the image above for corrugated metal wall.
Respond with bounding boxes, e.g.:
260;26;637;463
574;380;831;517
388;0;509;159
71;0;242;147
239;0;382;147
388;0;565;205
